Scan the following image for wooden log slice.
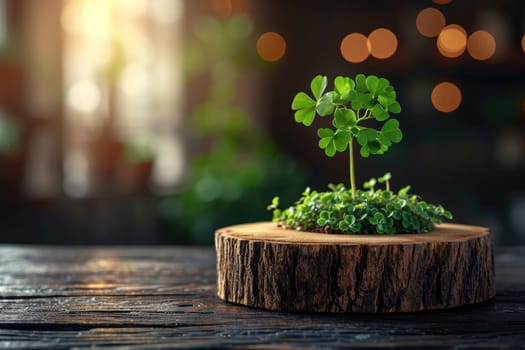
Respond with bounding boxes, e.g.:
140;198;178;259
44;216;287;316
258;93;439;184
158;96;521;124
215;222;495;313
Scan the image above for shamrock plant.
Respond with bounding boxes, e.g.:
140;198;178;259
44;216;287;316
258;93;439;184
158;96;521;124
268;175;452;235
268;74;453;235
292;74;402;198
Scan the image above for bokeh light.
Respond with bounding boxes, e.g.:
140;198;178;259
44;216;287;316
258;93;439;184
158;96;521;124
210;0;233;17
467;30;496;60
256;32;286;62
431;82;462;113
340;33;369;63
210;0;249;16
61;0;111;40
521;34;525;53
367;28;398;59
67;80;101;114
437;25;467;58
432;0;453;4
416;8;446;38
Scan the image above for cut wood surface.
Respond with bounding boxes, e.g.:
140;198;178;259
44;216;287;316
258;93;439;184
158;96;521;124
0;245;523;349
216;222;495;313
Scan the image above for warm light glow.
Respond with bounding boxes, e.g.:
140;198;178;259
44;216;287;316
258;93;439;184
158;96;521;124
210;0;232;17
151;0;183;23
340;33;369;63
521;34;525;53
67;80;101;114
467;30;496;60
210;0;249;16
61;0;111;40
416;8;446;38
445;24;467;36
120;63;149;96
367;28;398;59
431;82;462;113
437;25;467;58
432;0;453;4
256;32;286;62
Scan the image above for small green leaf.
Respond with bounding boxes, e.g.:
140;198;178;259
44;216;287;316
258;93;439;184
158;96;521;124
382;118;399;132
378;90;396;107
360;146;370;158
365;75;379;94
381;118;403;142
292;92;316;110
345;215;356;225
294;106;316;126
334;76;355;100
363;178;376;189
334;108;357;129
444;210;453;220
325;142;336;157
310;75;327;100
383;129;403;143
357;128;377;146
349;91;372;110
333;131;350;151
355;74;367;92
367;140;382;154
388;101;401;114
371;104;389;121
316;92;335;116
377;78;389;93
317;128;334;138
318;138;330;149
378;172;392;183
398;185;411;196
378;134;391;147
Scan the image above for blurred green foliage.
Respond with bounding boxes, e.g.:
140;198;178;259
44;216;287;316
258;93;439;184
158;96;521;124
0;111;20;154
159;14;307;244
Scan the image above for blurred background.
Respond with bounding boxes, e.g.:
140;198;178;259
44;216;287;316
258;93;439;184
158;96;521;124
0;0;523;245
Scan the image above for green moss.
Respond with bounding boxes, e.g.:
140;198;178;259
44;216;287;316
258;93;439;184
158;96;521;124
268;174;452;235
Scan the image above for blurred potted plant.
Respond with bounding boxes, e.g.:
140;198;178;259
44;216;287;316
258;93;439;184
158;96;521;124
0;110;23;195
160;14;307;244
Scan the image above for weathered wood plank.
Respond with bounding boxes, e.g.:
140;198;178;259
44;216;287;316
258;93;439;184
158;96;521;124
0;246;216;297
0;245;523;348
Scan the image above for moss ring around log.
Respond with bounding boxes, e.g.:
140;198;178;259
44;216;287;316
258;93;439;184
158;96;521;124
215;222;495;313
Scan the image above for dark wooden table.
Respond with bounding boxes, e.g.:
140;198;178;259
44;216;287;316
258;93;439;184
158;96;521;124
0;245;523;349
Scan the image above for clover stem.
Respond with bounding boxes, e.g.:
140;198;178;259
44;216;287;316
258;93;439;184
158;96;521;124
386;180;390;191
349;137;356;199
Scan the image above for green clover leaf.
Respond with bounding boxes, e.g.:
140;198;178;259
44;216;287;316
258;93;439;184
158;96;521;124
355;73;367;92
371;104;389;121
291;92;316;126
333;108;356;129
381;118;403;143
311;75;327;100
316;92;335;116
317;128;350;157
334;76;355;102
349;91;372;110
388;101;401;114
356;128;377;146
